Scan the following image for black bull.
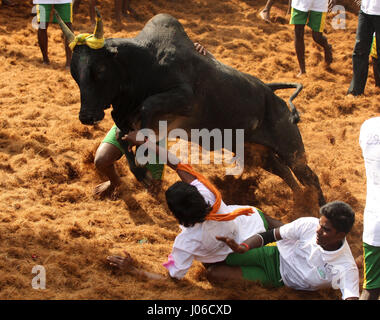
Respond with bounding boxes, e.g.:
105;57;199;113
57;11;325;206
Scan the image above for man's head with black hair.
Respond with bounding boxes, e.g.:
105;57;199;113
317;201;355;250
320;201;355;233
165;181;212;227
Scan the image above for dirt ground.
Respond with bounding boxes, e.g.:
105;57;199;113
0;0;378;300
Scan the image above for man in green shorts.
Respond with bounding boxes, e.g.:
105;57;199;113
289;0;334;76
33;0;73;67
213;201;359;299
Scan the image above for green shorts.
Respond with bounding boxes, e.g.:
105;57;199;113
37;3;73;24
289;7;327;32
226;245;283;288
102;125;165;180
363;242;380;290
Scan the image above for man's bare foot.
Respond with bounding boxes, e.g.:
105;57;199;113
94;180;119;198
259;9;271;23
296;70;306;77
42;58;50;65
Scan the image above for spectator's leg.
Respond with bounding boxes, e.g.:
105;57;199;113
372;57;380;87
259;0;274;22
114;0;122;25
373;16;380;88
294;24;306;75
73;0;81;13
123;0;138;18
38;23;49;65
347;11;373;95
312;31;333;64
89;0;96;25
37;4;50;64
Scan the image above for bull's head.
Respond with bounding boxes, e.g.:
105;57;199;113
55;8;121;125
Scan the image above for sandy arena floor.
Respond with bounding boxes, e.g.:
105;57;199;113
0;0;378;299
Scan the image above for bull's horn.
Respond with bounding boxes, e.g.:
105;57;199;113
53;9;75;43
93;7;104;40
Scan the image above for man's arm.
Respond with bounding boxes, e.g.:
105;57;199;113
121;130;196;184
217;228;282;253
107;251;166;280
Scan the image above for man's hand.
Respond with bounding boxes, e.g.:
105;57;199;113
107;251;134;272
121;130;147;148
216;236;248;254
194;42;207;56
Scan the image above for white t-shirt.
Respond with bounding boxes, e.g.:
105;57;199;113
291;0;328;13
361;0;380;15
359;117;380;246
165;179;266;279
277;217;359;300
33;1;72;4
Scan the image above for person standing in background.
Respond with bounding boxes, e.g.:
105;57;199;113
289;0;334;76
347;0;380;95
33;0;73;68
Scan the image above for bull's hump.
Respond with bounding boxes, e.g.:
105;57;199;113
138;14;188;41
148;13;181;28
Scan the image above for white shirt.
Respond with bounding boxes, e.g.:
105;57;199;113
33;1;72;4
361;0;380;15
359;117;380;246
277;217;359;300
291;0;328;12
165;179;266;279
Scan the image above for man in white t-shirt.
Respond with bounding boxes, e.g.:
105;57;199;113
347;0;380;95
214;201;359;300
33;0;73;67
358;117;380;300
106;130;283;281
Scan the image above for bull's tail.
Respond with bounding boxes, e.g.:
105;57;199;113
265;82;303;124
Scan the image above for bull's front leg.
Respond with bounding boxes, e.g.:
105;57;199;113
138;84;194;129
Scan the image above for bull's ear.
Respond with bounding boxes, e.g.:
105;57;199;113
106;46;118;56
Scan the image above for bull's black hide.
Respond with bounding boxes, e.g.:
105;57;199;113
58;11;325;206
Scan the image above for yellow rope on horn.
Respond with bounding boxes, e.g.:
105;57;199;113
69;33;105;51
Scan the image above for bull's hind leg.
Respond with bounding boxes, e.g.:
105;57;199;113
244;144;302;197
290;155;326;207
261;152;302;196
